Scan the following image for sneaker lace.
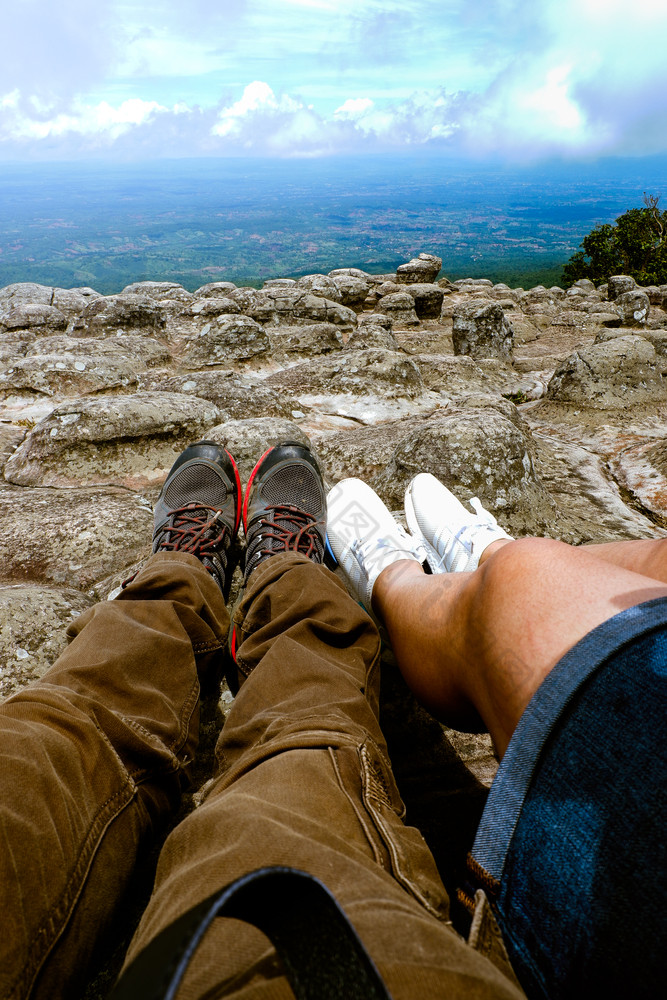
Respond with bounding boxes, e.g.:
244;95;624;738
434;497;501;572
351;523;420;577
255;505;324;560
155;504;230;563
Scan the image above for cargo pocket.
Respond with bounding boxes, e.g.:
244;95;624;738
331;738;450;921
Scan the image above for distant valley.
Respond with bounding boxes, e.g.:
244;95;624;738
1;154;667;293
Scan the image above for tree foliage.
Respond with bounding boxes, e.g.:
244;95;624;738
563;194;667;287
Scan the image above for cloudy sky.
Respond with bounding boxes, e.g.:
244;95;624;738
1;0;666;162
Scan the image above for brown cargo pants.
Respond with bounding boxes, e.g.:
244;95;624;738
0;550;522;1000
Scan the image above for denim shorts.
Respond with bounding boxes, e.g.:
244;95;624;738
468;597;667;1000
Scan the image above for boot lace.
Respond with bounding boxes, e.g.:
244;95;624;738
155;504;230;562
251;505;324;562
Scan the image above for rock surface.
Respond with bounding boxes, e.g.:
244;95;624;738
452;301;514;362
396;253;442;285
1;253;667;996
2;252;666;701
5;392;221;489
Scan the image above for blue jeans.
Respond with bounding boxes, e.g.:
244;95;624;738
469;597;667;999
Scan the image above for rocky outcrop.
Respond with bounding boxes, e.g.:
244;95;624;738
67;293;168;337
615;290;650;327
396;253;442;284
262;348;421;396
3;251;667;995
266;322;343;359
0;304;68;332
546;336;667;408
376;292;420;327
0;585;96;699
0;483;153;589
232;286;358;329
1;254;664;594
607;274;637;300
373;405;556;537
4;392;221;489
136;370;297;421
452;302;514;362
405;283;445;319
0;353;138;398
182;315;270;367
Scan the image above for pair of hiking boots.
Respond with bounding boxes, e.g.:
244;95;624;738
152;440;326;595
152;440;511;616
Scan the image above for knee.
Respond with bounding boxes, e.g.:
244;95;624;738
482;535;565;574
473;536;569;614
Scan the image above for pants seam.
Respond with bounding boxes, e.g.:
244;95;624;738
359;744;449;922
11;776;136;1000
192;641;223;655
329;746;388;871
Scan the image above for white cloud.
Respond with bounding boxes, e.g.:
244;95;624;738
212;82;303;139
2;0;667;161
0;78;605;159
2;96;169;142
1;91;20;110
522;67;582;132
334;98;375;119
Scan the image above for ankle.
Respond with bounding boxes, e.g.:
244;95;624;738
372;559;425;619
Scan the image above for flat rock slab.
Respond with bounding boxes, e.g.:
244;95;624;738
4;392;221;489
0;304;68;332
612;438;667;525
263;348;435;425
0;424;26;471
595;327;667;356
547;336;667;409
189;297;241;318
394;325;453;356
264;349;424;399
0;485;153;589
0;354;138;398
67;294;167;337
532;432;665;542
137;370;297;421
121;281;193;304
0;585;96;700
266;323;343;359
243;288;357;329
0;331;38;364
27;334;172;369
411;353;538;400
0;283;100;317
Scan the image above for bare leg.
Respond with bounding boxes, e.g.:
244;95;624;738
372;537;667;757
583;537;667;582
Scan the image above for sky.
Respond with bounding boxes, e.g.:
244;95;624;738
1;0;667;163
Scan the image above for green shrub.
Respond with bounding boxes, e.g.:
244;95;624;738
563;194;667;287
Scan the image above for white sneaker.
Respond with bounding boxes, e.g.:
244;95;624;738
326;478;424;609
404;473;512;573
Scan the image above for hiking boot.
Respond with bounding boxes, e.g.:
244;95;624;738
242;441;327;582
404;473;512;573
152;440;242;594
326;478;424;611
